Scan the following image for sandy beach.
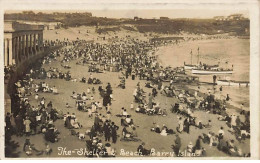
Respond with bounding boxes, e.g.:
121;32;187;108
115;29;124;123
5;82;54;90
8;27;250;158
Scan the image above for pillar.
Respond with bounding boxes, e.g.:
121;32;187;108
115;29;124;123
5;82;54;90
20;35;23;61
4;39;8;66
17;36;21;63
33;33;36;54
22;35;25;59
12;37;16;65
9;38;13;65
39;32;43;51
29;34;32;55
25;34;28;57
36;33;39;52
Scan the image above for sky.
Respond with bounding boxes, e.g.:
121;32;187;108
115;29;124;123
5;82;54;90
5;9;249;19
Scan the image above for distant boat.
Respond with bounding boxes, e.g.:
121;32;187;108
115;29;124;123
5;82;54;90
184;63;198;70
192;69;233;74
184;63;219;70
217;80;250;87
184;47;219;70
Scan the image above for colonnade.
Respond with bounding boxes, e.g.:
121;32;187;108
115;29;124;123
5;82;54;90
4;32;43;67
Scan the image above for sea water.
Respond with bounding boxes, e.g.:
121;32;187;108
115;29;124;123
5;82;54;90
156;38;250;110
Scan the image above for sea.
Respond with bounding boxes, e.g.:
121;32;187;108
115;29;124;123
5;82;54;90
156;38;250;111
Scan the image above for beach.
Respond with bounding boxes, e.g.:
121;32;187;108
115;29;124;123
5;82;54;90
7;28;250;157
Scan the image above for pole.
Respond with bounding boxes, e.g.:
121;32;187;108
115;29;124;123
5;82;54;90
190;49;193;65
197;47;200;65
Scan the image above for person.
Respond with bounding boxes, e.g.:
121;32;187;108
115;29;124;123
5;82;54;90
103;121;111;141
152;88;157;97
53;86;58;94
218;127;225;140
236;116;241;127
24;116;31;136
137;142;149;156
92;87;95;94
172;134;181;156
45;143;52;155
5;112;12;130
87;87;91;94
45;125;58;143
230;114;237;129
104;143;115;157
132;70;136;80
213;75;217;85
35;94;39;101
219;86;223;92
177;117;184;133
15;114;23;136
23;139;43;155
187;142;194;155
155;125;161;133
122;109;128;117
226;94;230;101
111;122;119;143
160;127;168;136
130;102;134;110
184;118;190;134
194;90;198;98
193;136;202;152
125;115;133;126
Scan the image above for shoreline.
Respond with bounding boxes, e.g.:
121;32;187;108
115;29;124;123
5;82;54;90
154;38;250;113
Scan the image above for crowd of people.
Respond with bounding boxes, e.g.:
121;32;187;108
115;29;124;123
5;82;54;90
5;34;250;158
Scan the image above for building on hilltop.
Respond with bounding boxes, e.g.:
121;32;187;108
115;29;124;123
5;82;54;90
160;17;169;20
214;16;226;21
15;20;62;30
227;14;244;20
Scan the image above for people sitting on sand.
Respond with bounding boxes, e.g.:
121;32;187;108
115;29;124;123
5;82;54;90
52;86;58;94
88;77;102;84
151;124;175;136
44;124;60;143
81;77;86;83
137;142;151;156
118;77;126;89
145;82;155;88
23;139;44;156
121;115;134;127
82;92;87;100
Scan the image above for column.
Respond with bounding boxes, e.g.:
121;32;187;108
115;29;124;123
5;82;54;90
36;33;39;52
17;36;21;63
9;38;13;65
12;37;16;65
25;34;28;57
22;35;25;59
39;32;43;51
15;37;18;64
29;34;32;55
20;35;23;61
16;37;19;65
4;39;8;66
33;34;36;54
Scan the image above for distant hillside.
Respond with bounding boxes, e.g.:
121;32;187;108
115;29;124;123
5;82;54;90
131;19;250;35
5;11;249;36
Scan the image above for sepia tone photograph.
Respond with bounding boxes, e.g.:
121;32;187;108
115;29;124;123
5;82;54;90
1;1;259;159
